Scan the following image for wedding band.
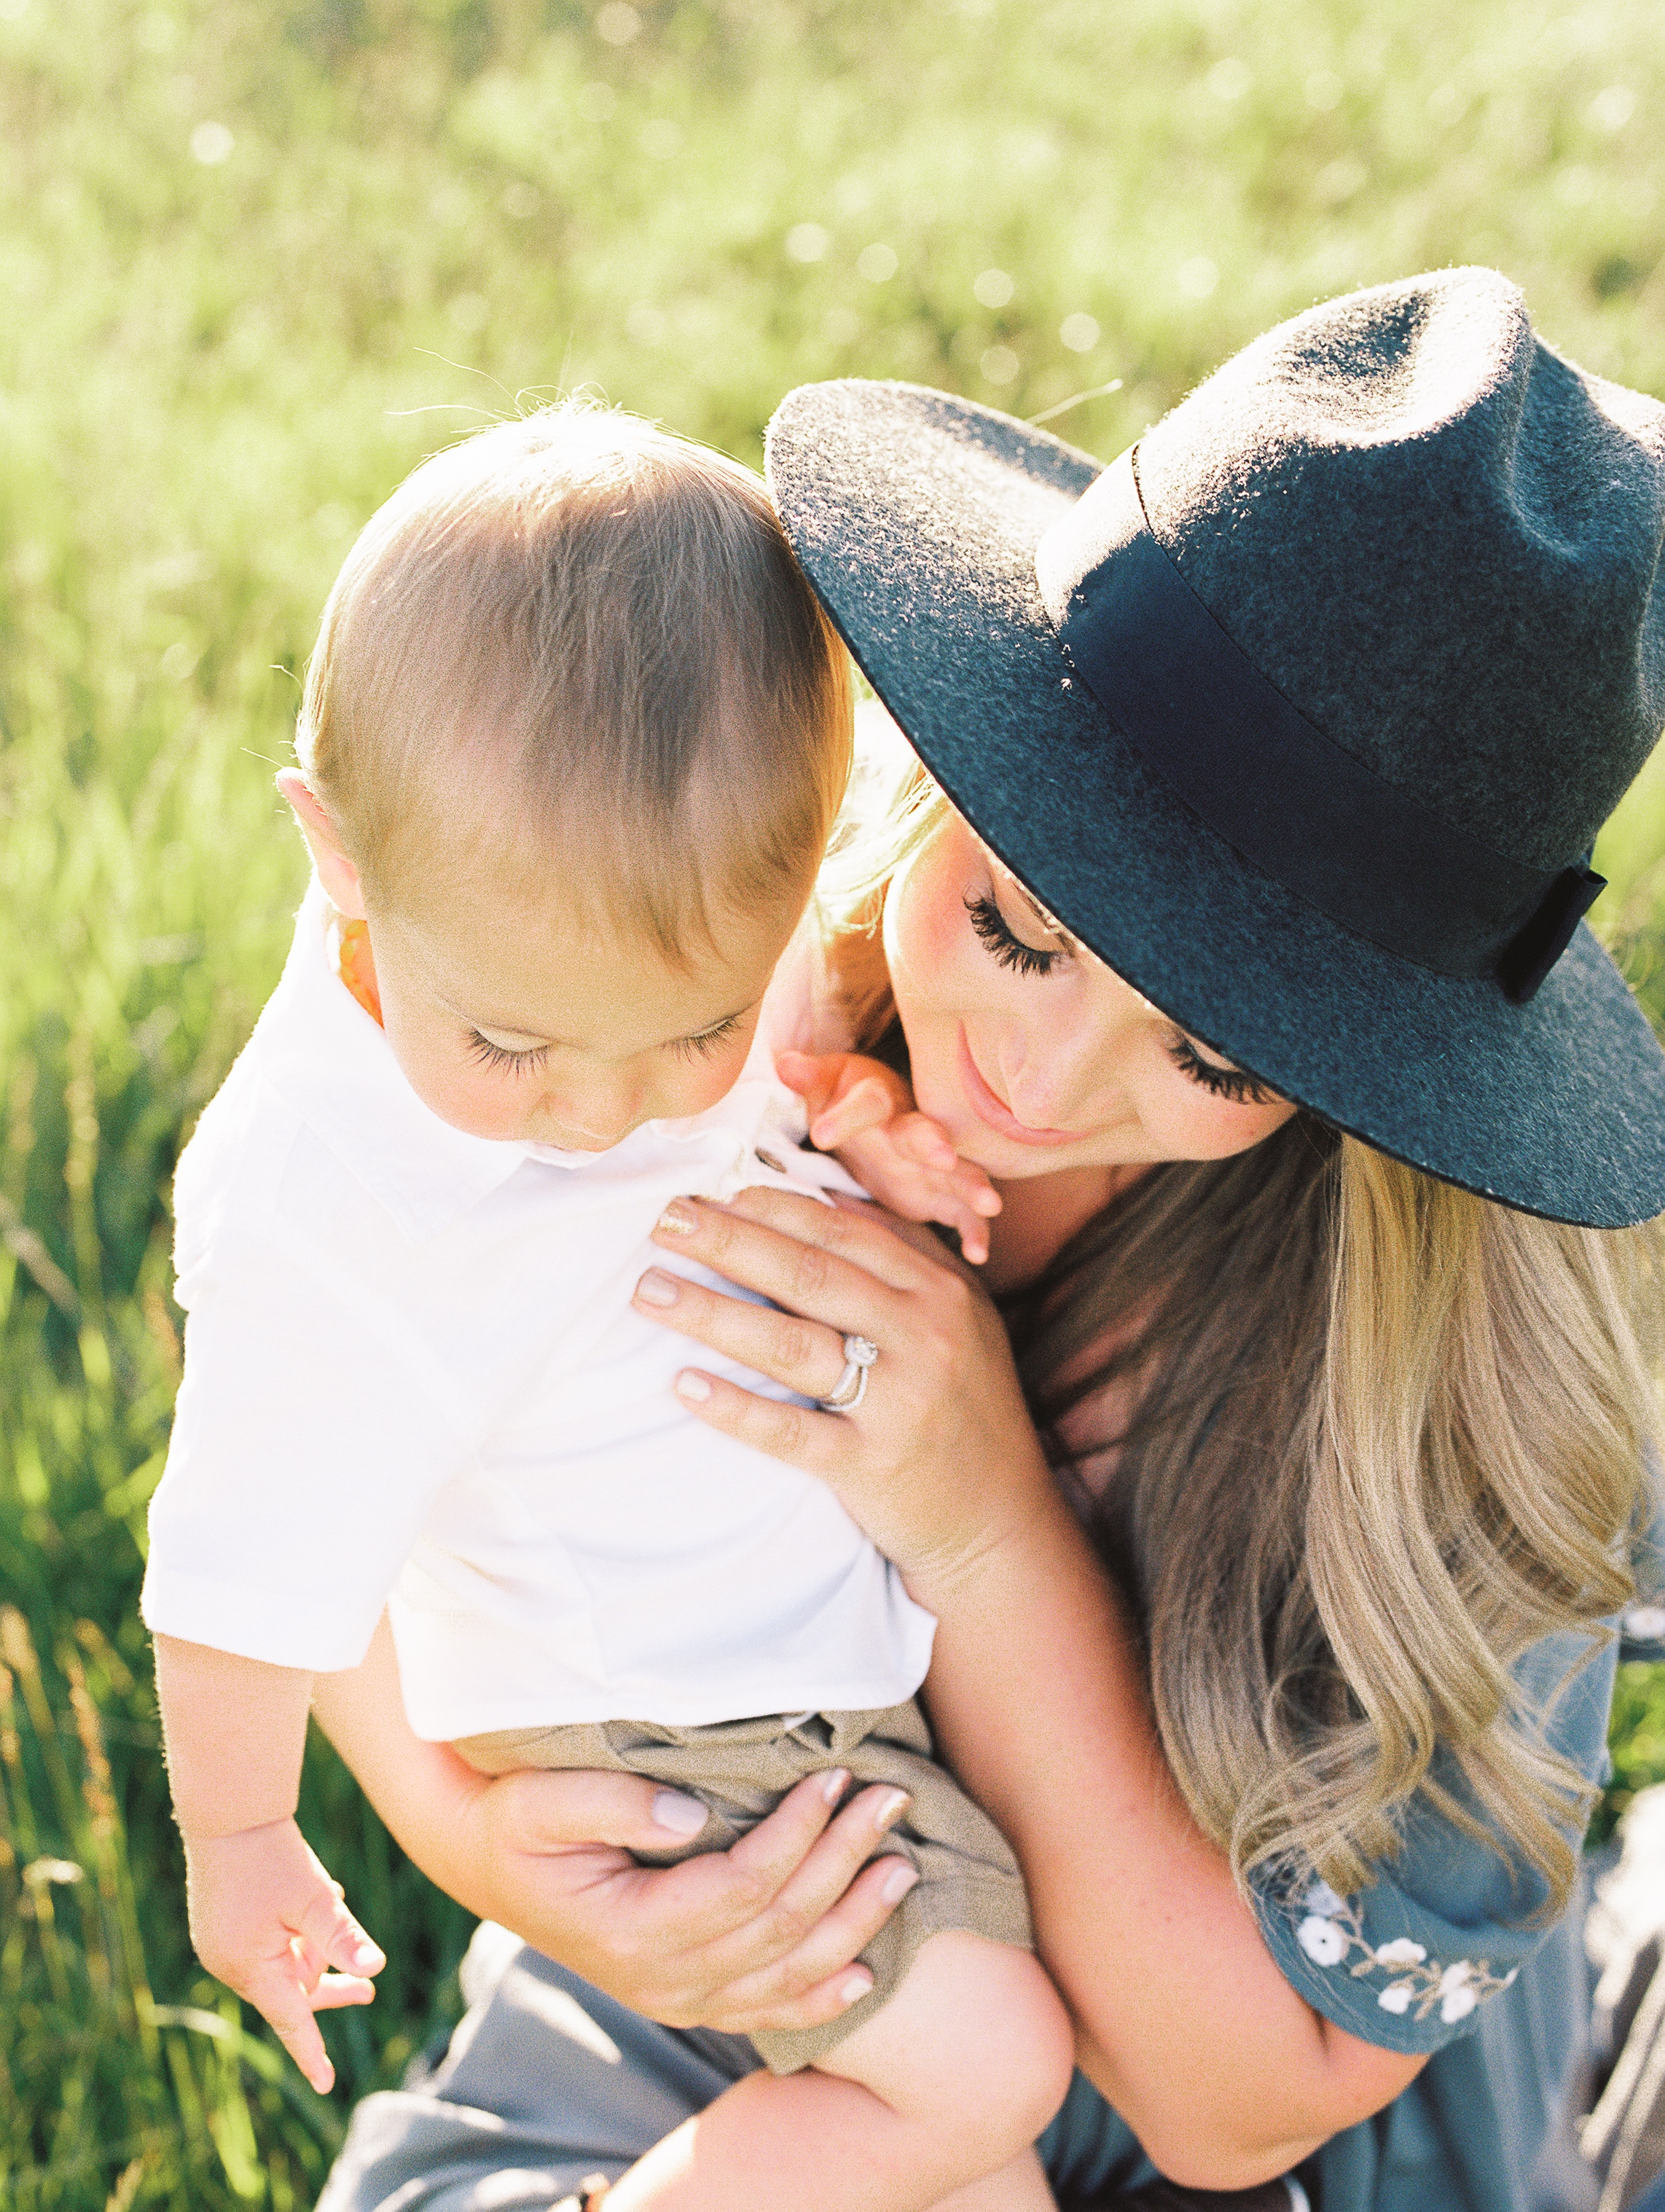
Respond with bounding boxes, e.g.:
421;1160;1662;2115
817;1333;879;1413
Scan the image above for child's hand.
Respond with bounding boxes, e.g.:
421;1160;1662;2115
777;1049;1002;1265
181;1816;385;2092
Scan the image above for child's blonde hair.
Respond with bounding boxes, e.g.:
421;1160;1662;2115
297;402;852;959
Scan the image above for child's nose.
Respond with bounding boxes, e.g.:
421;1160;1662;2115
543;1069;649;1150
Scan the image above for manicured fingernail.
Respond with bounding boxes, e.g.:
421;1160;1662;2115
675;1372;712;1403
820;1768;850;1805
882;1861;920;1904
875;1789;910;1832
635;1268;680;1309
657;1200;697;1235
839;1970;873;2006
651;1789;708;1836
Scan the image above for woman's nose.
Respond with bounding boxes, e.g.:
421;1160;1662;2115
999;1031;1100;1128
998;982;1139;1127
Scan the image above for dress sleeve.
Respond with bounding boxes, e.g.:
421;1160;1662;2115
141;1226;473;1672
1252;1625;1617;2055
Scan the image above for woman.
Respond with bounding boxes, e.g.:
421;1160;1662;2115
313;268;1665;2211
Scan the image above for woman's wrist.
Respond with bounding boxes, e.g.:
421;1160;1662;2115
900;1450;1083;1626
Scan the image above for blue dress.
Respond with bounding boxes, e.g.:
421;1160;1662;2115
317;1627;1627;2211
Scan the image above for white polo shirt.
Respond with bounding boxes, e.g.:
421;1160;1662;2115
141;884;936;1740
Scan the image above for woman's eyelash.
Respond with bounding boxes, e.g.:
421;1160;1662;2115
673;1014;743;1060
1166;1035;1274;1106
964;892;1062;977
468;1032;549;1076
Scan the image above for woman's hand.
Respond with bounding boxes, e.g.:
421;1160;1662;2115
635;1188;1058;1595
310;1618;916;2039
631;1189;1426;2186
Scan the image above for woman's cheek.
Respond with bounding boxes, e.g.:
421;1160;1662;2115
1174;1090;1298;1160
884;835;984;1020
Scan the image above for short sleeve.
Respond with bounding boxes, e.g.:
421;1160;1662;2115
141;1227;472;1670
1253;1625;1617;2055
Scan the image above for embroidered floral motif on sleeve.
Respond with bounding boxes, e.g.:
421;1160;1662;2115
1290;1880;1519;2025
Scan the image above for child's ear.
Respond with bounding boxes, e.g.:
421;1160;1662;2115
276;769;368;921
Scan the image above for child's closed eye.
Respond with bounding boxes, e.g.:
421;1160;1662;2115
468;1031;551;1075
671;1012;745;1061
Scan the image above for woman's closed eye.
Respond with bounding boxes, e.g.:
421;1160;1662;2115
964;891;1064;978
1165;1033;1277;1106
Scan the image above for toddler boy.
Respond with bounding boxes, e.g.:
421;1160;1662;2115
142;407;1069;2212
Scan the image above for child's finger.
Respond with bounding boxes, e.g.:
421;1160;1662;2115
773;1050;841;1123
950;1205;990;1265
809;1076;901;1151
310;1970;380;2011
297;1884;386;1981
947;1164;1003;1217
888;1114;960;1172
916;1183;992;1265
246;1959;338;2093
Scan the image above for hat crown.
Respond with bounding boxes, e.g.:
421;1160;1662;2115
1134;267;1665;873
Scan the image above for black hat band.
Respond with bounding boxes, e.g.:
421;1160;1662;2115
1034;449;1605;1003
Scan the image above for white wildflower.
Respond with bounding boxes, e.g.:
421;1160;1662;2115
1374;1938;1428;1967
1297;1915;1349;1966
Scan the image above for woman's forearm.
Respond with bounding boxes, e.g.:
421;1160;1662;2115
917;1498;1422;2189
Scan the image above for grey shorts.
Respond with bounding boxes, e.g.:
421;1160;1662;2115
453;1699;1032;2074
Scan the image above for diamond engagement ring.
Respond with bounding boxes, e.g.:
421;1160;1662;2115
817;1333;879;1413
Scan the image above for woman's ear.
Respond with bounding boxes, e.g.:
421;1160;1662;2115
276;769;368;921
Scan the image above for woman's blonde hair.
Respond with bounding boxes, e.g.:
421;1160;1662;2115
831;759;1664;1915
299;401;851;960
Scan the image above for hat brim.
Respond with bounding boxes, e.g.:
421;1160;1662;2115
767;379;1665;1228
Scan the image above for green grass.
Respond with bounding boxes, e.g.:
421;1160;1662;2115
5;0;1665;2201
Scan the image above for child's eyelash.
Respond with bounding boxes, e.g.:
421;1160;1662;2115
1165;1034;1275;1106
963;893;1062;977
468;1032;549;1076
673;1014;743;1060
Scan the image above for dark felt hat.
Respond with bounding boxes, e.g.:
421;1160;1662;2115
767;268;1665;1227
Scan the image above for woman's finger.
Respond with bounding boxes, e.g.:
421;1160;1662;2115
621;1770;863;1962
495;1762;713;1859
667;1364;853;1470
633;1265;862;1403
694;1779;913;1975
653;1187;936;1303
710;1849;921;2032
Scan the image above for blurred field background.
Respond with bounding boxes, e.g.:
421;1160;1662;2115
7;0;1665;2202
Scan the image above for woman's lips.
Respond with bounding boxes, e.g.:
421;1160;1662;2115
955;1027;1081;1148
